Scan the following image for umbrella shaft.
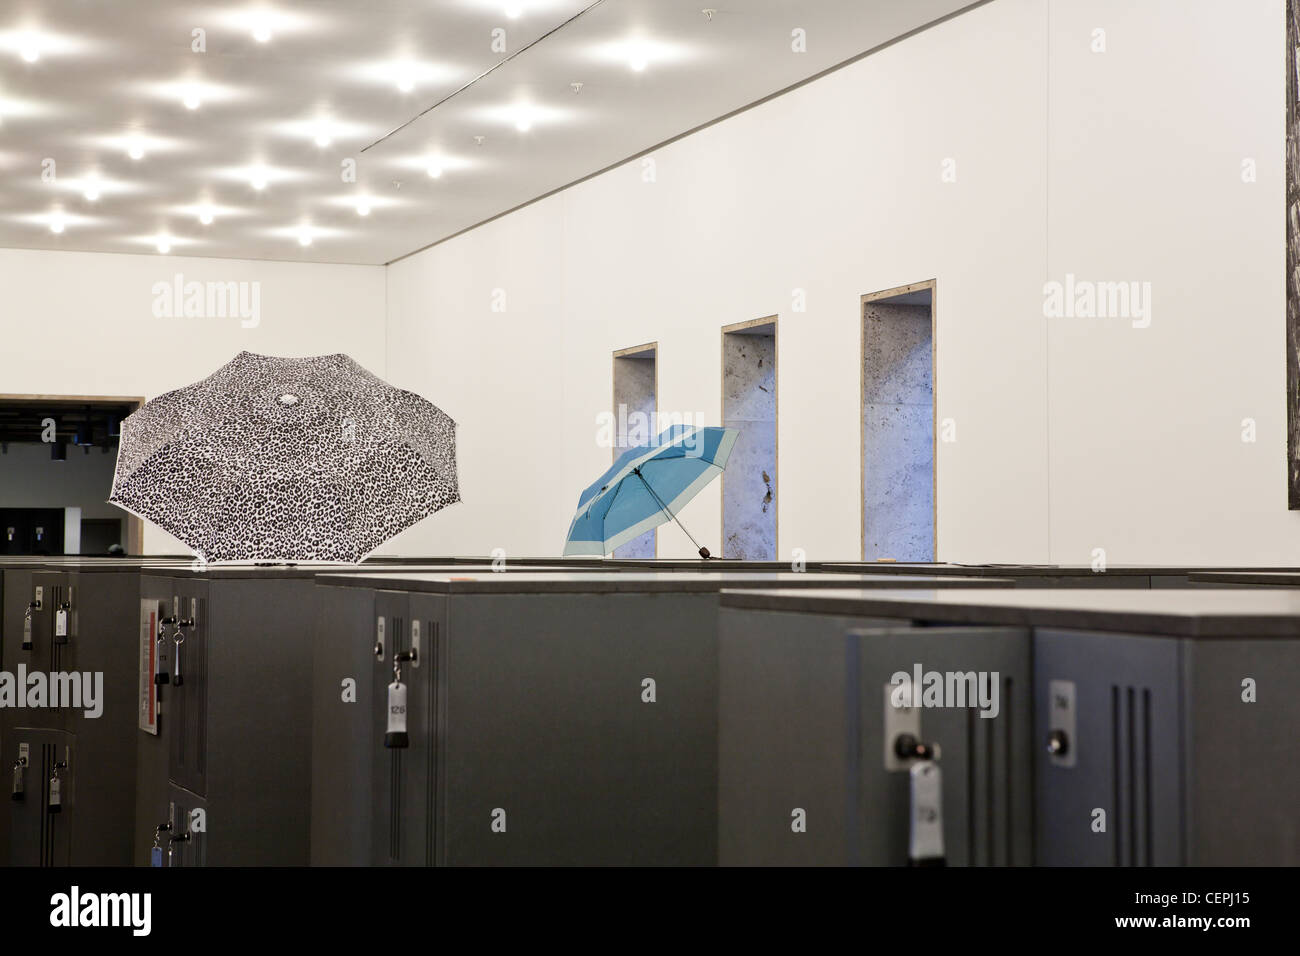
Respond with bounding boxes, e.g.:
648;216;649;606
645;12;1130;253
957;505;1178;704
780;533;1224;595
632;468;709;557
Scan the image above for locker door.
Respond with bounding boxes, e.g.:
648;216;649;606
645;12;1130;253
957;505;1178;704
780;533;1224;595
398;593;442;866
1034;628;1183;866
6;729;74;866
719;609;866;865
168;588;207;797
846;626;1032;867
370;589;410;865
164;787;208;867
24;573;61;687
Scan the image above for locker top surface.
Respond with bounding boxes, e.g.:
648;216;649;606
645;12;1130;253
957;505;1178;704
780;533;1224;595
1187;571;1300;586
1;556;189;571
819;562;1300;577
313;571;1009;594
720;587;1300;637
137;562;578;580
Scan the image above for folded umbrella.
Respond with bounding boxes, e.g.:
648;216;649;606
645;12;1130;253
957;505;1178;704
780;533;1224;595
564;424;738;558
110;350;460;563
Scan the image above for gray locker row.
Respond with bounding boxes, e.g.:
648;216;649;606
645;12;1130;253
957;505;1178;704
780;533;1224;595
719;587;1300;866
2;557;1298;865
0;558;998;865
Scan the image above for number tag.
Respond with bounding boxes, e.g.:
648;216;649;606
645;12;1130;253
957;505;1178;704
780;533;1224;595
22;617;32;650
55;609;68;638
48;775;62;813
908;762;944;865
150;846;163;868
385;680;408;749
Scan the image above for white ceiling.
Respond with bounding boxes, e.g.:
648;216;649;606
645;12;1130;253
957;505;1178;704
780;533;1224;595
0;0;977;265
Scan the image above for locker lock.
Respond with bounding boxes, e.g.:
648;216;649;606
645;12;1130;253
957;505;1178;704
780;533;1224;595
1045;730;1070;758
393;648;417;665
894;733;938;762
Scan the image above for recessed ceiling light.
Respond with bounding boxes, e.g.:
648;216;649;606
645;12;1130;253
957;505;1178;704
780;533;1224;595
624;41;654;72
426;160;443;178
18;32;41;62
314;121;333;148
182;85;202;110
82;174;100;201
48;213;64;234
250;16;273;43
513;107;534;132
355;198;371;217
198;204;214;225
297;226;313;246
126;136;146;160
505;4;523;19
156;236;172;254
249;165;269;190
394;64;416;93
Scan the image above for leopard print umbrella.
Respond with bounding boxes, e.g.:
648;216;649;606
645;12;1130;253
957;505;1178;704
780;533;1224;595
110;351;460;563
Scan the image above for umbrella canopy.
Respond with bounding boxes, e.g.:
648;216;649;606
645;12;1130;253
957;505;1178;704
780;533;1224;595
110;351;459;563
564;424;737;557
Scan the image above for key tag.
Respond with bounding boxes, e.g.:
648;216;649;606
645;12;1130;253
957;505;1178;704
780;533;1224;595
22;605;34;651
907;761;945;866
155;623;171;686
151;831;163;868
48;768;62;815
54;605;69;645
11;760;24;801
385;661;409;749
172;627;185;687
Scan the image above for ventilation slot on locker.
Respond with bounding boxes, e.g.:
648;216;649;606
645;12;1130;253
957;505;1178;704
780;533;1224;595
964;676;1016;866
1110;685;1154;867
387;615;405;863
424;620;439;868
40;743;55;868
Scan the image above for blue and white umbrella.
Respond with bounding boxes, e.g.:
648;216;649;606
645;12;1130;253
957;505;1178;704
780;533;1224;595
564;424;738;558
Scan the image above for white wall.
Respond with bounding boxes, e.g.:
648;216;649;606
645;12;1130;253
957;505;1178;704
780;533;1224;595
0;442;119;520
385;0;1048;559
384;0;1288;564
0;247;386;553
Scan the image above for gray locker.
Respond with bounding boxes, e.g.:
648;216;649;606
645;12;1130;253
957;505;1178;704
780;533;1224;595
135;569;316;866
1035;627;1300;866
0;566;142;864
5;728;74;867
718;604;1032;866
313;570;1007;866
309;562;610;866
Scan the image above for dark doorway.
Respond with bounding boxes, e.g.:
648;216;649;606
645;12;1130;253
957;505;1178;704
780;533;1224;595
0;508;66;555
0;395;143;554
80;518;124;555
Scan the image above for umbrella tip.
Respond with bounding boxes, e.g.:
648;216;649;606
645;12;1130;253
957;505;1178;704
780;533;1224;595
698;547;711;559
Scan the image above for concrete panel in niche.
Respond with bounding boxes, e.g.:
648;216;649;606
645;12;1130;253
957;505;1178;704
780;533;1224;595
613;354;656;557
1288;0;1300;508
863;402;933;561
863;303;932;405
723;331;776;560
863;301;933;561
